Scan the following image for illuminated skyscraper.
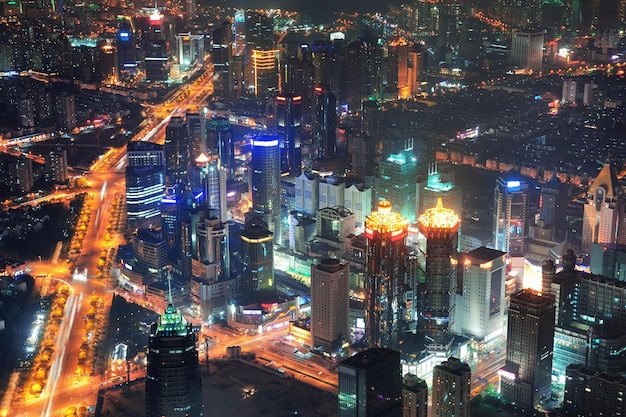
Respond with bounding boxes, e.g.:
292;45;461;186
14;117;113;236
213;21;233;96
378;148;417;223
314;85;337;160
164;116;189;185
492;172;528;257
582;162;622;259
344;35;383;112
186;112;206;159
365;200;409;349
126;142;166;230
251;49;279;96
240;218;274;296
276;93;303;175
146;304;203;417
206;117;235;178
418;198;459;332
191;153;227;223
250;135;281;237
311;258;350;352
387;37;410;99
511;29;544;73
500;290;555;409
338;348;402;417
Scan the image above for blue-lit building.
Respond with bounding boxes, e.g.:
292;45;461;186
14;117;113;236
126;142;166;230
276;93;302;176
378;148;417;223
165;116;189;186
206;117;235;178
492;171;529;257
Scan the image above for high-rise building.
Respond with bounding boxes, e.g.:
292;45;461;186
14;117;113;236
562;79;577;105
240;218;274;296
387;37;411;99
314;206;356;253
212;21;233;96
276;93;302;175
54;92;77;131
196;215;229;280
127;141;166;167
186;112;206;159
563;364;626;416
338;348;402;417
343;35;383;112
344;183;373;234
146;303;202;417
165;116;189;185
365;200;409;349
191;153;228;222
314;85;337;160
538;173;561;229
511;29;544;73
250;135;281;237
250;49;279;96
45;147;68;183
402;374;428;417
126;165;166;230
432;357;471;417
311;258;350;352
581;162;622;259
454;247;506;341
500;289;555;409
492;171;529;257
418;198;459;332
378;148;417;223
206;117;235;178
295;172;320;216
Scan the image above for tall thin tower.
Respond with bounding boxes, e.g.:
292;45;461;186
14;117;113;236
364;200;409;349
250;135;281;238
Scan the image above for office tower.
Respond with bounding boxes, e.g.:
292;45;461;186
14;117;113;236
126;146;166;229
240;218;274;296
492;172;529;257
186;112;206;159
250;135;281;237
547;250;626;381
314;85;337;160
192;153;228;222
45;147;68;183
206;117;235;178
344;183;373;233
500;290;555;409
590;243;626;281
378;148;417;223
250;49;280;96
432;357;471;417
402;374;428;417
116;19;137;75
387;37;410;99
315;206;356;253
146;303;202;417
511;29;544;73
364;200;409;349
177;32;196;69
196;216;229;280
165;116;189;185
352;134;378;179
276;93;302;175
338;348;402;417
311;258;350;352
454;247;506;341
233;10;246;58
343;35;383;112
418;198;459;332
581;162;622;259
143;40;168;82
245;10;275;53
319;176;345;209
361;100;381;137
178;190;208;278
295;172;320;216
563;364;626;416
538;173;561;229
562;79;577;105
212;21;233;96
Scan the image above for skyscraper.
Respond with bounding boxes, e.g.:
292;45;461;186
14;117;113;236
311;258;350;352
240;218;274;296
125;142;166;230
454;247;506;341
186;112;206;159
206;116;235;178
338;348;402;417
511;29;544;73
402;374;428;417
492;171;529;257
212;20;233;96
500;289;555;409
146;303;202;417
191;153;228;223
418;198;459;333
165;116;189;185
250;135;281;237
314;85;337;160
378;148;417;223
365;200;409;349
581;162;622;259
276;93;302;175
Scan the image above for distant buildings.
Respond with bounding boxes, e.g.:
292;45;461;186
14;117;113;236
338;348;402;417
146;304;202;417
432;357;471;417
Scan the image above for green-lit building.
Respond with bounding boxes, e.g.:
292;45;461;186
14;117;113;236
146;304;203;417
378;148;417;223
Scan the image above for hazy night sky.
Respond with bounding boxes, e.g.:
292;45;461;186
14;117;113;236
201;0;403;23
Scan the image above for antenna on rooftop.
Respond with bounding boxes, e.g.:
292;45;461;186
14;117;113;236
167;268;173;305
